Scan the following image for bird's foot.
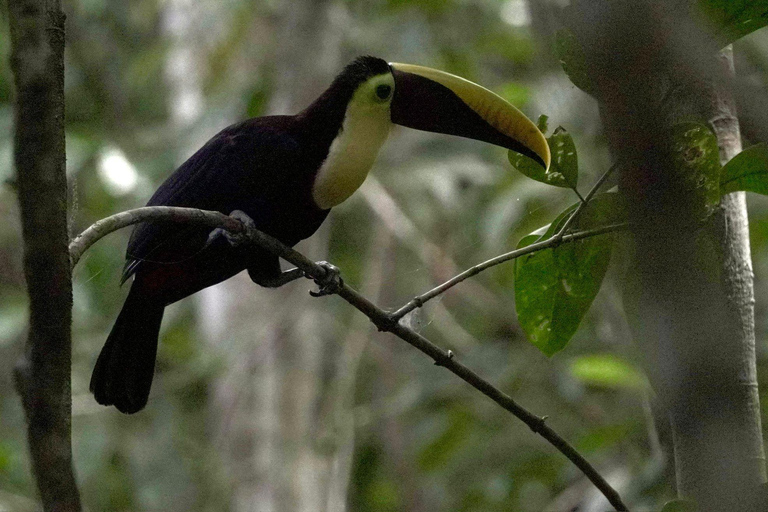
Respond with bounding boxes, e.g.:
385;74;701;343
207;210;256;248
310;262;343;297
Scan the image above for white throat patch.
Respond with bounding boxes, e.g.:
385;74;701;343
312;95;392;209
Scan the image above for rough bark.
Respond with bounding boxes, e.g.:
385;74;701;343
569;1;766;509
7;0;81;510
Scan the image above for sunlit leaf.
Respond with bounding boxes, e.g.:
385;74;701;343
555;28;596;96
698;1;768;43
569;354;647;390
509;126;578;190
720;143;768;195
514;194;619;356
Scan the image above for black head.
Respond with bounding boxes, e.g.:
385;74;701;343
298;56;392;132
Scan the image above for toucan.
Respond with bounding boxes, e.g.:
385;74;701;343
91;55;551;413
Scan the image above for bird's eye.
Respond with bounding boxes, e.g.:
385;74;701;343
375;84;392;101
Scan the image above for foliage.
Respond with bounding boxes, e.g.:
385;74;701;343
568;354;647;391
555;28;596;97
509;126;579;190
721;143;768;195
669;123;722;213
514;194;618;356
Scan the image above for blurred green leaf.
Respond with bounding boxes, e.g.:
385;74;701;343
698;1;768;43
720;143;768;195
514;194;618;356
497;82;530;108
576;423;634;453
660;498;699;512
569;354;647;390
509;126;578;190
536;114;549;134
0;441;11;471
555;28;596;96
418;408;472;471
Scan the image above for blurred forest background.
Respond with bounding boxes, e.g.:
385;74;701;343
2;0;768;511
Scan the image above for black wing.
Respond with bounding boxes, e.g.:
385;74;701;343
122;116;303;282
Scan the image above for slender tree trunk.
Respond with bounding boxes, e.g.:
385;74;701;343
569;1;766;509
7;0;81;510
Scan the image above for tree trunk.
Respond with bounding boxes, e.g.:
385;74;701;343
569;1;766;509
7;0;81;509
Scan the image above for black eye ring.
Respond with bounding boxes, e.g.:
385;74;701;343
375;84;392;100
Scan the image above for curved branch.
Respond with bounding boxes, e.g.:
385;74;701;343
69;206;244;268
70;206;628;512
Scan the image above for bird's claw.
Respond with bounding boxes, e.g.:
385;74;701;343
209;210;257;248
310;262;343;297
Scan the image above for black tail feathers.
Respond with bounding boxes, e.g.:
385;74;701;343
90;287;165;414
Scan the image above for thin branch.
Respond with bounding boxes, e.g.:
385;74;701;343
69;206;243;268
69;206;629;512
555;161;621;242
390;163;623;322
389;223;627;321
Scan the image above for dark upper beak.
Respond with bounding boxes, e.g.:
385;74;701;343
389;63;550;170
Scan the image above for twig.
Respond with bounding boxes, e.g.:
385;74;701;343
555;161;621;242
389;223;627;321
69;206;629;511
390;163;623;322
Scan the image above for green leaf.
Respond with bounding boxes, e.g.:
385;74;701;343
569;354;648;390
510;126;578;190
576;423;634;453
555;28;596;96
699;0;768;43
514;194;619;356
720;143;768;195
669;123;721;213
660;499;699;512
537;114;549;134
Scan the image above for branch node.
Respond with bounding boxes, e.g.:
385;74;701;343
530;415;549;433
374;317;396;332
434;350;455;366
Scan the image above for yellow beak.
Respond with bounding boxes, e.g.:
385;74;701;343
389;63;550;170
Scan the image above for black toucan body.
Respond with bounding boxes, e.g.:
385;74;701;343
91;56;551;413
